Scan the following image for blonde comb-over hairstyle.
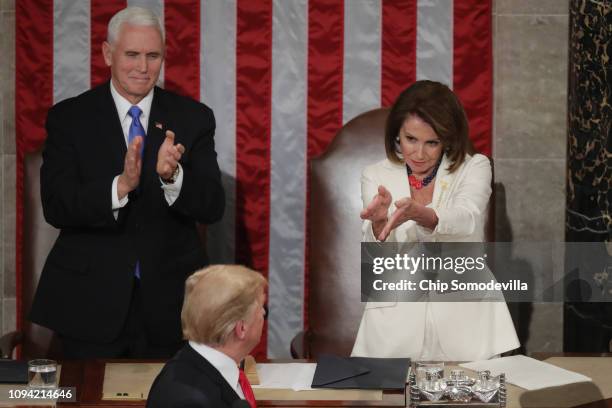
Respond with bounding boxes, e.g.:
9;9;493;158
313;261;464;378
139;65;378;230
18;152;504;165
181;265;267;346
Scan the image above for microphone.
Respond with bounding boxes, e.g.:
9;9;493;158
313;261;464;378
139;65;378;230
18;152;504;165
231;401;251;408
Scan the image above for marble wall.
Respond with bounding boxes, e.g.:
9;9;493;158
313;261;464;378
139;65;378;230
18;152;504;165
564;0;611;352
566;0;610;240
0;0;570;353
493;0;568;352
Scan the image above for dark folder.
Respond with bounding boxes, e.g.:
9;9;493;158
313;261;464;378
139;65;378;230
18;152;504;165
312;354;410;390
0;360;28;384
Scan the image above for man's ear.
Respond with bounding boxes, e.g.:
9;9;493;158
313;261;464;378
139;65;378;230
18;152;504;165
102;41;112;67
235;320;246;341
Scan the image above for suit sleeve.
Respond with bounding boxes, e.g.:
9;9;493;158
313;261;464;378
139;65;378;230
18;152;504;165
417;154;492;239
169;107;225;223
40;104;118;229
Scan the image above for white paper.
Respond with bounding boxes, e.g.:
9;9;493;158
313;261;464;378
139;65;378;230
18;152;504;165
253;363;318;391
460;355;592;391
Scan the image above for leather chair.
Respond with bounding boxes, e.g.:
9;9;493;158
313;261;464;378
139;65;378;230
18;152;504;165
291;108;390;358
0;150;61;359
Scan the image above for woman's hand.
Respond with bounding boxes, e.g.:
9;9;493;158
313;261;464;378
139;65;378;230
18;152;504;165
378;197;438;241
361;186;392;239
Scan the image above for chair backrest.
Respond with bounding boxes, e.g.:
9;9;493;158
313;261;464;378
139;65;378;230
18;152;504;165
22;150;61;358
308;108;389;357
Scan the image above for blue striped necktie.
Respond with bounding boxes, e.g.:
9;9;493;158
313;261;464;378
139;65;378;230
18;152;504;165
127;105;145;279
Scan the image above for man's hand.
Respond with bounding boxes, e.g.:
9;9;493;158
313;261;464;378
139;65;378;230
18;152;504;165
157;130;185;180
117;136;143;200
361;185;392;240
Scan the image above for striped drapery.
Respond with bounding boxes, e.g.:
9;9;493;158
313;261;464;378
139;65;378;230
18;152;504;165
16;0;492;358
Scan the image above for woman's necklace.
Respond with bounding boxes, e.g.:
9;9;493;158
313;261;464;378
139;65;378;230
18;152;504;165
405;157;442;190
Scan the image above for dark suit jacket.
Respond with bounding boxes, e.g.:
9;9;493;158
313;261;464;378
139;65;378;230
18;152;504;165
147;344;241;408
29;82;225;345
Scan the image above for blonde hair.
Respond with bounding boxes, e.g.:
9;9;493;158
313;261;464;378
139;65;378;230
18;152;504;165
181;265;267;346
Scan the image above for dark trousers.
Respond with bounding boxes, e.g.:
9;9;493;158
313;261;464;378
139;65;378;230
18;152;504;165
60;279;184;359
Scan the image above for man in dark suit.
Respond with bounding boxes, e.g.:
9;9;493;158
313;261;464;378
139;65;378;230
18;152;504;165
29;7;224;358
147;265;266;408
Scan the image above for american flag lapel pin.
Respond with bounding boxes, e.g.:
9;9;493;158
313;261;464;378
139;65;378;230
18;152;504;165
155;121;163;130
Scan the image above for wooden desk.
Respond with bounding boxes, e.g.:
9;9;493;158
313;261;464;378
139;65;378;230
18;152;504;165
3;355;611;408
52;359;405;407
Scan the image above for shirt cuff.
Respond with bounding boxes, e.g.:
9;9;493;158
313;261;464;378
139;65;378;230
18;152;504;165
112;175;129;210
160;163;183;206
112;176;129;220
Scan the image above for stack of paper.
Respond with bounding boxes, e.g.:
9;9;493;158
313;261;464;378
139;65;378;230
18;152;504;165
460;355;592;391
253;363;317;391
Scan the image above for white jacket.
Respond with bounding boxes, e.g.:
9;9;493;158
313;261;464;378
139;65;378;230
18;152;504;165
351;154;520;361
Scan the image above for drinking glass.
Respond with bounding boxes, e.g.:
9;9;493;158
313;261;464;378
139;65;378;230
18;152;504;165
28;359;57;388
416;362;444;386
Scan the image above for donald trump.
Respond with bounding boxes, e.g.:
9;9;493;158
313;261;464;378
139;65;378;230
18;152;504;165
147;265;266;408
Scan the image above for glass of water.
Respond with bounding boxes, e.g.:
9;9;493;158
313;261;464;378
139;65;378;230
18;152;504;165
28;359;57;388
415;362;444;393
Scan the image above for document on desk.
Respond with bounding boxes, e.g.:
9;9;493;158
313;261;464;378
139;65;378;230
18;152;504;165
460;355;592;391
253;363;317;391
252;363;385;401
312;355;410;390
102;363;164;400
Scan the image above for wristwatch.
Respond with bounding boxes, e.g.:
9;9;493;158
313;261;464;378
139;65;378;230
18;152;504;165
162;165;180;184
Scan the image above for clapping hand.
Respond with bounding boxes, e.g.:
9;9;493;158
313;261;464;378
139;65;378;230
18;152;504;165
117;136;143;199
361;186;392;240
157;130;185;180
378;197;421;241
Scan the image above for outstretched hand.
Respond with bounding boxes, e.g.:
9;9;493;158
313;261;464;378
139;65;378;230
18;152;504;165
361;186;393;240
361;185;392;222
377;197;420;241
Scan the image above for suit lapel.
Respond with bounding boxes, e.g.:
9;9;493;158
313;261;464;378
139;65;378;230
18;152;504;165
142;87;168;188
387;160;411;201
431;154;454;208
97;82;127;173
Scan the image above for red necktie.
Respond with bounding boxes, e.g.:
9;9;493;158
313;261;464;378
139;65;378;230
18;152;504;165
238;369;257;408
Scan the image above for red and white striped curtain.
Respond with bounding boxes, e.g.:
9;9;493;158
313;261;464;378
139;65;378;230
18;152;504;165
16;0;492;358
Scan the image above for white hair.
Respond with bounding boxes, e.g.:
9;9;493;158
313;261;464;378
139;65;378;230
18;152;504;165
107;7;164;45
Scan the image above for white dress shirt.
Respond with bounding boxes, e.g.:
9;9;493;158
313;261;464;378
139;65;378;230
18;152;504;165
109;81;183;215
189;341;245;399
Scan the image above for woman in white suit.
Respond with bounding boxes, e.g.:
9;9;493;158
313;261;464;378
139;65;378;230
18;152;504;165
351;81;519;361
